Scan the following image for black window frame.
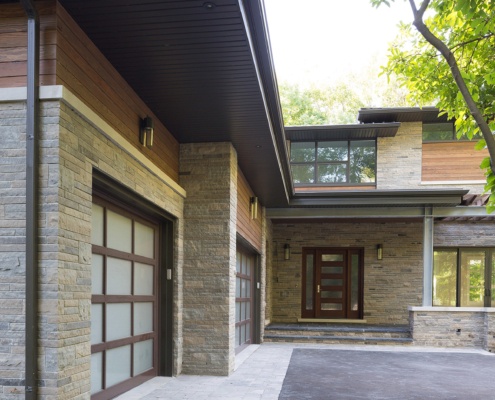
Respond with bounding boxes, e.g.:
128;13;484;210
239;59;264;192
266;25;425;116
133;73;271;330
289;140;377;187
422;122;482;142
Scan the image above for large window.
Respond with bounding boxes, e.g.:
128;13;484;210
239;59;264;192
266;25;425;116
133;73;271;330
290;140;376;185
423;122;482;142
433;248;495;307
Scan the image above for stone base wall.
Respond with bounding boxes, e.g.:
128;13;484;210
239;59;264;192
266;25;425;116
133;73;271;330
410;307;495;351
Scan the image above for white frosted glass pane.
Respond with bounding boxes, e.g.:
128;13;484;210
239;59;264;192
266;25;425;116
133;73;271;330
134;222;154;258
107;257;132;295
91;304;103;344
106;209;132;252
134;263;154;295
92;254;104;295
91;352;103;394
106;345;131;388
91;204;104;246
134;339;153;375
106;303;131;341
134;302;153;335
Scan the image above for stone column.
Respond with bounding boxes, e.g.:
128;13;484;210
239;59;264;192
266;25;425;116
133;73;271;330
179;142;237;376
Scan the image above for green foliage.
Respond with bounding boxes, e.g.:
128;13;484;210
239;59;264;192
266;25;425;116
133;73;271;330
373;0;495;211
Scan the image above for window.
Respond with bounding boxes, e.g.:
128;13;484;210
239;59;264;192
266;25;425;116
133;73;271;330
433;248;495;307
290;140;376;185
423;122;482;142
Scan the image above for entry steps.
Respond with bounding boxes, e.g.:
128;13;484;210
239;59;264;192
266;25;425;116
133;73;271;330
263;323;413;345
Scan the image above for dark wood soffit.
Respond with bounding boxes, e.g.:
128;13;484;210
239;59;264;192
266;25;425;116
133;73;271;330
58;0;290;207
358;107;450;124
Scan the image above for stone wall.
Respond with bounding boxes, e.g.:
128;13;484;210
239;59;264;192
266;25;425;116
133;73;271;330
179;142;237;376
0;96;185;399
377;122;422;189
271;221;423;325
410;307;495;351
434;220;495;246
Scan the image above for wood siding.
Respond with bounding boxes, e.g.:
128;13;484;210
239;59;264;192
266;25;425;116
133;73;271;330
237;169;262;252
0;1;179;182
422;142;487;181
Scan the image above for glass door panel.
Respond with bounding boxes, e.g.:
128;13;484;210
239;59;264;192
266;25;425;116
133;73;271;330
433;250;457;306
460;250;485;307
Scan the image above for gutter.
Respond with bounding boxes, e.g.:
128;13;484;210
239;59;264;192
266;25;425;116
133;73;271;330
20;0;39;398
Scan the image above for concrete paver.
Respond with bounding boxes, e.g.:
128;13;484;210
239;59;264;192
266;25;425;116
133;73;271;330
115;343;494;400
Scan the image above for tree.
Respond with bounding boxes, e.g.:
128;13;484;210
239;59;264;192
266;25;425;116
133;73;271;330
371;0;495;210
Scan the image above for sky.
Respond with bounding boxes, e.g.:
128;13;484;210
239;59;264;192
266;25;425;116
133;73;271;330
264;0;414;87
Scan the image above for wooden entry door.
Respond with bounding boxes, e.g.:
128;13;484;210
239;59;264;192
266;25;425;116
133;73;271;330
302;248;363;319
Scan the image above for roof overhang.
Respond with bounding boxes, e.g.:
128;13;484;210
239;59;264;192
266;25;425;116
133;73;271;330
358;107;450;124
285;123;400;141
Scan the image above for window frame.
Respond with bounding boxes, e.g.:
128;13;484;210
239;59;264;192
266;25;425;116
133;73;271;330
289;140;377;187
422;122;481;143
432;247;495;307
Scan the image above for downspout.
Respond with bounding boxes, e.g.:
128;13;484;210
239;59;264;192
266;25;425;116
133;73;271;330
20;0;39;398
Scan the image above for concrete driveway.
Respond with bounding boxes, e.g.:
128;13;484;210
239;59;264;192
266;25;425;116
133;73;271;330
116;343;495;400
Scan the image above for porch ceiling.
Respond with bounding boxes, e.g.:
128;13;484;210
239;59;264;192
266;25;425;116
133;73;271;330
58;0;292;207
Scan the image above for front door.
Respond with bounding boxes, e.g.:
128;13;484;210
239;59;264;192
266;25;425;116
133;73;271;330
302;248;363;319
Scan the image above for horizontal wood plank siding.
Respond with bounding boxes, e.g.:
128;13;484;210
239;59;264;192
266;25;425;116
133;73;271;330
56;4;179;182
422;142;487;181
0;1;57;87
237;168;262;252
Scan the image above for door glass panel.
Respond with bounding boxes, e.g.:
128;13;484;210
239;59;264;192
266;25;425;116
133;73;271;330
236;277;241;297
351;254;359;311
321;266;343;274
433;250;457;306
305;254;314;311
91;304;103;344
321;291;342;299
106;345;131;388
134;221;154;258
236;302;241;323
107;257;132;295
236;253;241;273
91;352;103;394
134;339;153;375
106;209;132;252
460;250;485;307
106;303;131;341
134;302;153;335
322;254;343;262
134;262;154;295
322;279;343;286
92;254;104;295
92;204;104;246
321;303;343;311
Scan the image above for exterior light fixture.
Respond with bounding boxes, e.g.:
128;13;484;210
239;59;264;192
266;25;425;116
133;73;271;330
140;116;154;148
203;2;216;9
377;244;383;260
250;196;258;220
284;244;291;260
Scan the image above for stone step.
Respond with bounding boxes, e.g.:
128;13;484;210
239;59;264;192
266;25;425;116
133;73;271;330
263;323;413;345
263;334;413;345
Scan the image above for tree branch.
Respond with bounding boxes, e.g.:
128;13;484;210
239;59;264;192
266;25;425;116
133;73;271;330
408;1;495;171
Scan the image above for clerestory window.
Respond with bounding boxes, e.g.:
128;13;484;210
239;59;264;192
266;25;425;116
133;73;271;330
423;122;482;142
290;140;376;186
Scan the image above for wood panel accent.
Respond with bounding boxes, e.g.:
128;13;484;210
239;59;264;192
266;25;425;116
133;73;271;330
55;3;179;182
422;142;487;181
237;168;262;252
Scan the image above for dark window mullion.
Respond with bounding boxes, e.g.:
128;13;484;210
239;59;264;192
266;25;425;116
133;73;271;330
456;249;461;307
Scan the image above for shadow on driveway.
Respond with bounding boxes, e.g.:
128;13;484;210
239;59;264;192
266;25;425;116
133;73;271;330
279;349;495;399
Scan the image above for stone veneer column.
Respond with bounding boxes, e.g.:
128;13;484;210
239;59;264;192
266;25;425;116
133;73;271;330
179;142;237;376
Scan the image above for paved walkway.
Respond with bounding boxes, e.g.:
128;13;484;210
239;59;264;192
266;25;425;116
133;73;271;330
115;343;494;400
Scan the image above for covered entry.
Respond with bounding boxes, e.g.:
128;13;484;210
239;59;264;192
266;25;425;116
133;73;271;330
301;248;364;319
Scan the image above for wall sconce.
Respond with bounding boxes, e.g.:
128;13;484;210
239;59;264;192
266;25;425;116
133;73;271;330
250;197;258;219
377;244;383;260
284;244;291;260
140;116;154;148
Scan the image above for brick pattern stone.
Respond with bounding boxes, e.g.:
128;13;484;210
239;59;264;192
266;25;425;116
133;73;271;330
377;122;423;189
271;221;423;325
410;309;492;349
434;220;495;246
179;142;237;376
0;99;185;399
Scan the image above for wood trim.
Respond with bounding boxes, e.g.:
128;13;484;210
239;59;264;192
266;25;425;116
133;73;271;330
236;168;262;252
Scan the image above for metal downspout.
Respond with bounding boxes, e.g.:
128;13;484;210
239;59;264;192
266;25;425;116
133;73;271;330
20;0;39;398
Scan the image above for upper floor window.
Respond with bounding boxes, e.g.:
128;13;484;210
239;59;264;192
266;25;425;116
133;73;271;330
423;122;482;142
290;140;376;185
